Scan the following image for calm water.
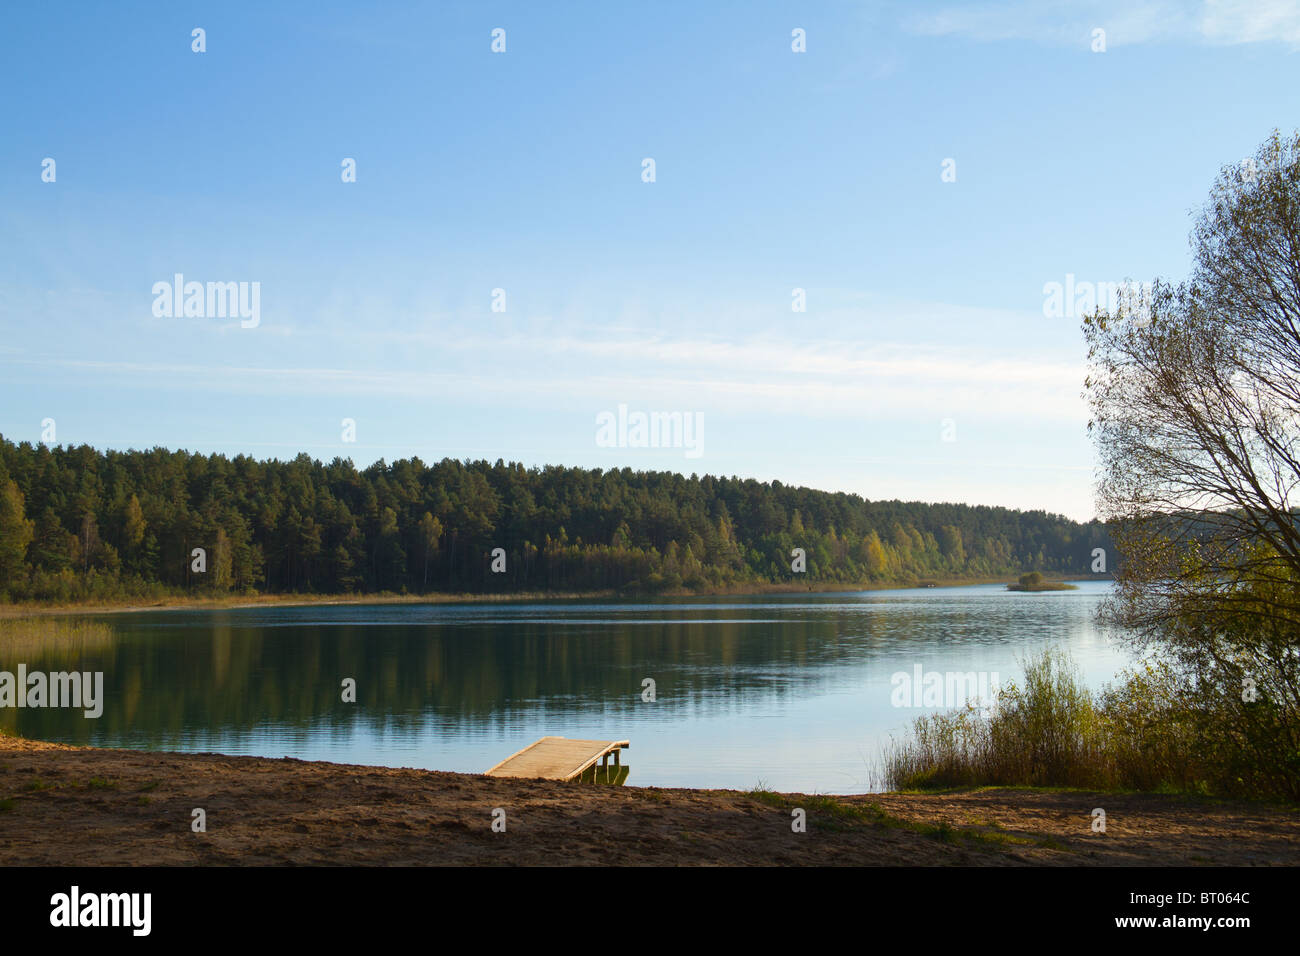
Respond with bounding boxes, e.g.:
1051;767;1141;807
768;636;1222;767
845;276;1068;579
2;582;1134;793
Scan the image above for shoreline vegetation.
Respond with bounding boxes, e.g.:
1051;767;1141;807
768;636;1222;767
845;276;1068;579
886;648;1300;804
0;438;1110;607
0;573;1109;618
1005;571;1079;592
2;733;1296;865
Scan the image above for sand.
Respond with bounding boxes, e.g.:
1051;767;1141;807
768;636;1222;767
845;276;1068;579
2;735;1296;866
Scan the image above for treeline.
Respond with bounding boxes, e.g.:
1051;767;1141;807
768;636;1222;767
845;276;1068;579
0;437;1110;602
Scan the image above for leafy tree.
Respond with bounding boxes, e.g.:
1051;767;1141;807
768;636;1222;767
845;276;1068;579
418;511;443;590
0;479;34;591
1083;129;1300;793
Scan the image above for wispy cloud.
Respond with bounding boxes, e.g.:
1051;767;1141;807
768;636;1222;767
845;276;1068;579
4;330;1087;423
902;0;1300;49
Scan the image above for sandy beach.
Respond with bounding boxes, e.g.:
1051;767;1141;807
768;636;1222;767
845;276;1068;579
2;735;1296;866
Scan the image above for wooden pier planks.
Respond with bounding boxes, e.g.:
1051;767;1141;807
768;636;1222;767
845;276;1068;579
485;736;630;781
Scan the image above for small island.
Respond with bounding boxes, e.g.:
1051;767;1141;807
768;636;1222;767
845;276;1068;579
1006;571;1079;592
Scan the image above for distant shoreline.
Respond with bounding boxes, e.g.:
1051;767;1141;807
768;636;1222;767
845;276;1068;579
0;575;1112;618
1006;582;1081;592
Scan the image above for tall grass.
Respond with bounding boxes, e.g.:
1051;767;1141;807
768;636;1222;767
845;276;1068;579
0;618;116;659
0;618;116;738
880;644;1290;798
884;648;1118;790
885;644;1299;801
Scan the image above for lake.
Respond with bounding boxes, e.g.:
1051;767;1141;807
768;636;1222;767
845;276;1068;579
1;581;1134;793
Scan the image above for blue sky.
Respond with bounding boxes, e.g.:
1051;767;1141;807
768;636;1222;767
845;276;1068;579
2;1;1298;520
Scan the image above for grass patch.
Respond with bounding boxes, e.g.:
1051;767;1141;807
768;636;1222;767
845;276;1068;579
746;788;1045;850
85;777;117;790
137;780;161;792
956;815;1072;851
24;778;54;791
749;789;872;830
965;783;1148;806
0;798;15;812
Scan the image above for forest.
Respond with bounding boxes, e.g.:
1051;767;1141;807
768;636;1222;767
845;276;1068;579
0;436;1111;603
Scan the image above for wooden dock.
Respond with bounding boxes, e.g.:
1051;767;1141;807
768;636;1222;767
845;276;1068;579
485;736;630;782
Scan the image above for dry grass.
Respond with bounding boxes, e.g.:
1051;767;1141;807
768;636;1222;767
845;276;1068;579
0;618;116;657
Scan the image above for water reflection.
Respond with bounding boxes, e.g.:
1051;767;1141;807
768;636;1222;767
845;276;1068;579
0;582;1132;793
